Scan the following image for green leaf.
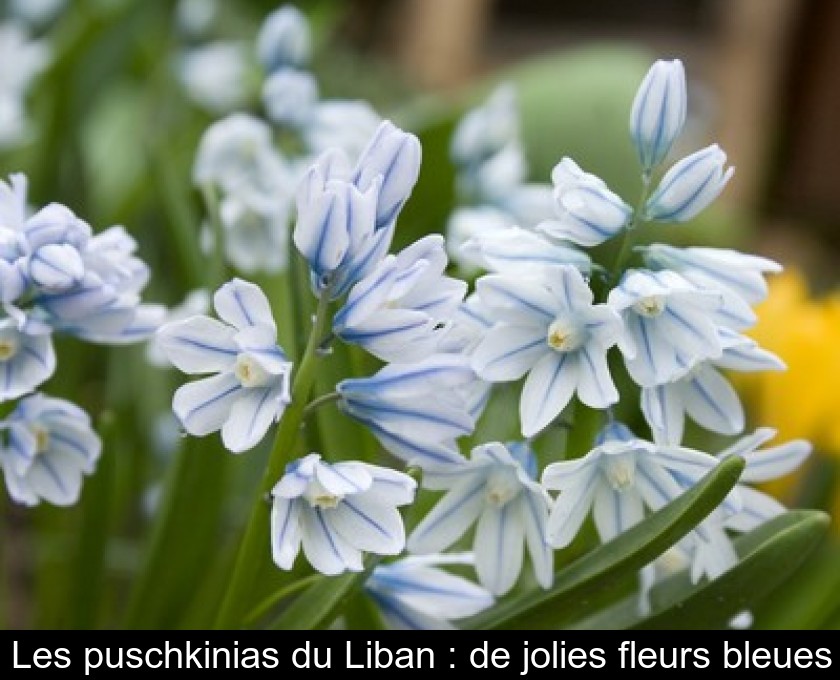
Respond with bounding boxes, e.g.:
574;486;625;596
572;510;829;629
270;565;375;630
464;455;744;630
634;510;830;629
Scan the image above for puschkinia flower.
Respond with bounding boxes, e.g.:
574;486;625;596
642;243;781;328
156;278;292;453
146;288;210;367
262;68;318;128
0;393;101;506
256;5;310;74
365;554;494;630
629;59;687;172
472;264;623;437
607;268;723;387
337;355;475;470
641;329;784;445
0;318;55;400
218;189;290;274
177;42;250;115
461;226;590;277
451;84;518;168
302;100;381;160
193;114;289;195
270;453;416;575
408;441;553;596
295;121;421;297
542;422;740;549
537;157;632;247
333;235;467;363
644;144;734;223
645;429;810;586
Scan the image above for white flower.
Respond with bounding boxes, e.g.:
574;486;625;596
295;121;421;298
445;206;511;272
337;355;475;470
177;42;250;114
649;429;810;585
607;269;723;387
156;278;292;453
641;328;784;445
537;157;632;247
302;100;381;160
643;243;781;329
0;22;50;148
270;453;416;575
146;288;210;367
461;226;590;277
451;84;519;168
262;68;318;128
472;265;623;437
629;59;687;172
542;422;740;549
193;114;290;195
333;235;466;363
365;553;494;630
408;442;553;596
218;188;290;274
256;5;311;73
0;393;101;507
645;144;734;223
0;318;55;400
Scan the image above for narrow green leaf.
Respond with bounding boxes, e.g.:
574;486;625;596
270;564;376;630
634;510;829;629
465;455;744;630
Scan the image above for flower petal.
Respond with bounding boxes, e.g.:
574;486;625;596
271;497;302;570
221;385;283;453
213;278;275;331
300;506;363;575
156;315;237;374
520;352;577;437
329;494;405;554
472;323;546;382
474;504;524;596
408;476;486;554
173;372;242;437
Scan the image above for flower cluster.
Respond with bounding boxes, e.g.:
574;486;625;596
0;173;161;506
191;6;381;275
159;40;811;629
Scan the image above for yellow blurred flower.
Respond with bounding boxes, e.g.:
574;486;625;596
741;269;840;454
737;268;840;512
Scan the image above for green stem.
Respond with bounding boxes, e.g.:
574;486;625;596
609;175;652;277
214;285;334;629
303;391;341;418
201;184;228;290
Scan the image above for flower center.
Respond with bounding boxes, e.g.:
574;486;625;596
234;352;272;388
30;425;50;455
604;455;636;491
484;468;520;507
546;316;584;353
303;479;343;509
632;295;666;317
0;337;19;361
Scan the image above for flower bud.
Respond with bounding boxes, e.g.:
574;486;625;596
645;144;734;223
256;5;310;73
538;157;631;247
353;121;421;231
630;59;687;172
